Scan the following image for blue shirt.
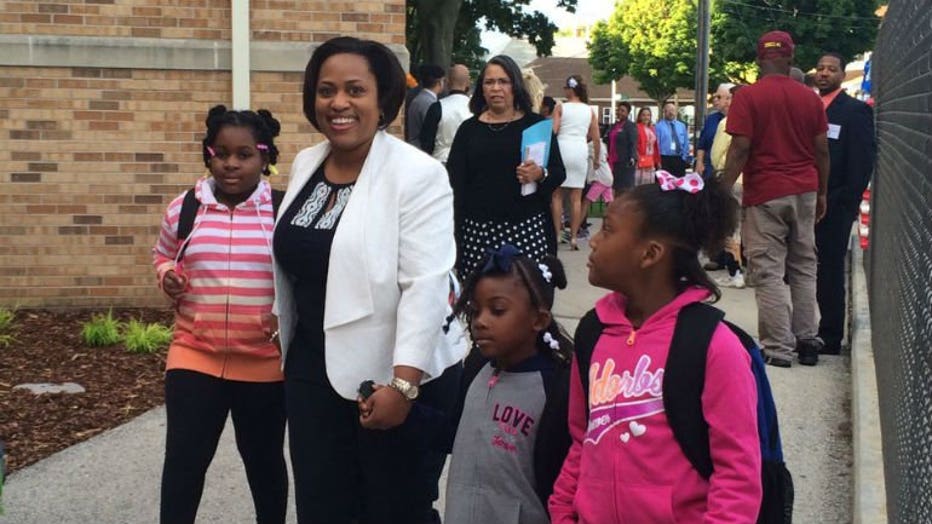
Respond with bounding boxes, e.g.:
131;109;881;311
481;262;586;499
655;118;690;160
698;111;724;176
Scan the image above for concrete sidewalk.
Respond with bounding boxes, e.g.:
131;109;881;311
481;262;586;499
1;235;853;523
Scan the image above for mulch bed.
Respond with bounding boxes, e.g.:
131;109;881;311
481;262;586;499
0;308;173;473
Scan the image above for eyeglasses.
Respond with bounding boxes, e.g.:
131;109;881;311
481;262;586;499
483;78;512;88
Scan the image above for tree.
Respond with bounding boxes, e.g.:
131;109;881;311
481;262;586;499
407;0;578;71
712;0;881;72
588;0;700;103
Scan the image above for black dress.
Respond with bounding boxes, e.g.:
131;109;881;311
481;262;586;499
447;112;566;278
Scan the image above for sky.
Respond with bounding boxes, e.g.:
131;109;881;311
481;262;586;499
480;0;615;56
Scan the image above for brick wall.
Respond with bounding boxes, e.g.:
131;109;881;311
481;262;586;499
869;0;932;521
0;1;405;43
0;0;406;307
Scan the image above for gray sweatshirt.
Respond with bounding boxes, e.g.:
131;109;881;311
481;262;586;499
444;362;550;524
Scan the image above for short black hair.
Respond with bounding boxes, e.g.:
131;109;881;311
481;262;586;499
418;64;445;89
302;36;406;131
618;101;632;111
202;104;281;175
469;55;534;115
541;96;556;113
819;51;847;72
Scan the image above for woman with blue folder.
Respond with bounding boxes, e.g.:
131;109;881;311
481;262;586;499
447;55;566;278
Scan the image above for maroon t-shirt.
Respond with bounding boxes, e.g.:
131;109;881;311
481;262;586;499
726;75;827;206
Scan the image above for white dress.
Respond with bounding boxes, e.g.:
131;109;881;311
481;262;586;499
557;102;593;188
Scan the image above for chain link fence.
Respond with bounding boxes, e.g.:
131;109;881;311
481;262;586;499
869;1;932;522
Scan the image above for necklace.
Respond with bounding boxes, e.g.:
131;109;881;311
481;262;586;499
482;110;519;132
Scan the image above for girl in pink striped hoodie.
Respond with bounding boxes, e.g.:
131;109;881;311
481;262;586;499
152;105;287;524
549;172;762;523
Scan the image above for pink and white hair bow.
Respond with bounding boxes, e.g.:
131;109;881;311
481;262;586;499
655;170;704;194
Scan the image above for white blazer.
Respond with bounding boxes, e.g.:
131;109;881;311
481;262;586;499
273;131;467;400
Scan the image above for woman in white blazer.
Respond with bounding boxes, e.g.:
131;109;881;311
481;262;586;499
271;37;466;523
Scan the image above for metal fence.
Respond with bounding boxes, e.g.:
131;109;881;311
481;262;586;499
869;1;932;522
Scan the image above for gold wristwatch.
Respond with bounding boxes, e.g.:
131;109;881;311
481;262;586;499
388;377;420;401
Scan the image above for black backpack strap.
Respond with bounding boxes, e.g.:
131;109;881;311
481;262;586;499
573;308;604;411
175;188;200;261
176;188;199;242
271;188;285;219
533;359;572;507
663;302;724;480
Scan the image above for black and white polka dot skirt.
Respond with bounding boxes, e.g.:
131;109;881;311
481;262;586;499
457;212;554;278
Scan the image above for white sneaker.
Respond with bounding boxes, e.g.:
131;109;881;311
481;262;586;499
717;270;746;289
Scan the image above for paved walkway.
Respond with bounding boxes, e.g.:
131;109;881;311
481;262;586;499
0;233;852;523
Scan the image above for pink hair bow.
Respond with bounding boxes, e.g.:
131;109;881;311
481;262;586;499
655;170;704;194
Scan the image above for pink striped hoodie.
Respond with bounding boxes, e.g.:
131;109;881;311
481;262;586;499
152;177;282;382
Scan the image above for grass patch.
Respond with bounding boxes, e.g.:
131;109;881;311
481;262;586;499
81;309;123;347
123;319;173;354
0;307;16;348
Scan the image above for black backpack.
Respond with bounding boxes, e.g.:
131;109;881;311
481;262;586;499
574;302;794;524
176;187;284;260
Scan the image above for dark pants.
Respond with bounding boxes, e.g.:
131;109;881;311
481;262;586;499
611;162;635;192
160;370;287;524
816;204;858;352
286;361;461;524
660;155;687;177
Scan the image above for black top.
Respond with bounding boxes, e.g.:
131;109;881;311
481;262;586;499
825;91;875;213
447;113;566;229
613;119;639;168
272;164;355;380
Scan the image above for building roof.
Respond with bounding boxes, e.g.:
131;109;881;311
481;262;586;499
526;56;696;103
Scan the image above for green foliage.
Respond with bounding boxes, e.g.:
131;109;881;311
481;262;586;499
122;319;173;354
81;309;123;347
0;307;15;348
407;0;578;70
589;0;701;103
712;0;881;72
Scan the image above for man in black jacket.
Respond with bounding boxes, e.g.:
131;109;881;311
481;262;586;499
814;52;875;355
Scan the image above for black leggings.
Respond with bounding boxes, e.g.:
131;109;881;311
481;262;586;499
286;363;461;524
160;369;287;524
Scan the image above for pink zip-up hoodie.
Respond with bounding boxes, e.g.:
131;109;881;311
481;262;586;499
549;287;762;523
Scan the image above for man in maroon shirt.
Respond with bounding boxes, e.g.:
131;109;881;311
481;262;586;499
721;31;830;368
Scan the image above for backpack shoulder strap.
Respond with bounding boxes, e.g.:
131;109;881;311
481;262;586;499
725;320;785;462
533;360;572;507
271;188;285;219
664;302;724;480
176;188;199;242
573;308;604;412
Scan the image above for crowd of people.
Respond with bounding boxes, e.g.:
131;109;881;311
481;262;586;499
150;27;873;524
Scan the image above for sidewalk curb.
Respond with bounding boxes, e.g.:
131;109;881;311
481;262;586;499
850;245;887;524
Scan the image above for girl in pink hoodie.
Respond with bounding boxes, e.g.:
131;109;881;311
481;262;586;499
549;171;762;523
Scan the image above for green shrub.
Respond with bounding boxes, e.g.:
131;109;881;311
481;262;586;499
81;309;123;347
123;319;173;354
0;307;17;348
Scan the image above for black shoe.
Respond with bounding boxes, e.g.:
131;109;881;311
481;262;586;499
819;343;842;355
797;338;823;366
765;355;792;368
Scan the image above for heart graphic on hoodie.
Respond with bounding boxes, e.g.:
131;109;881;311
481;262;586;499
630;420;647;437
620;432;631;443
